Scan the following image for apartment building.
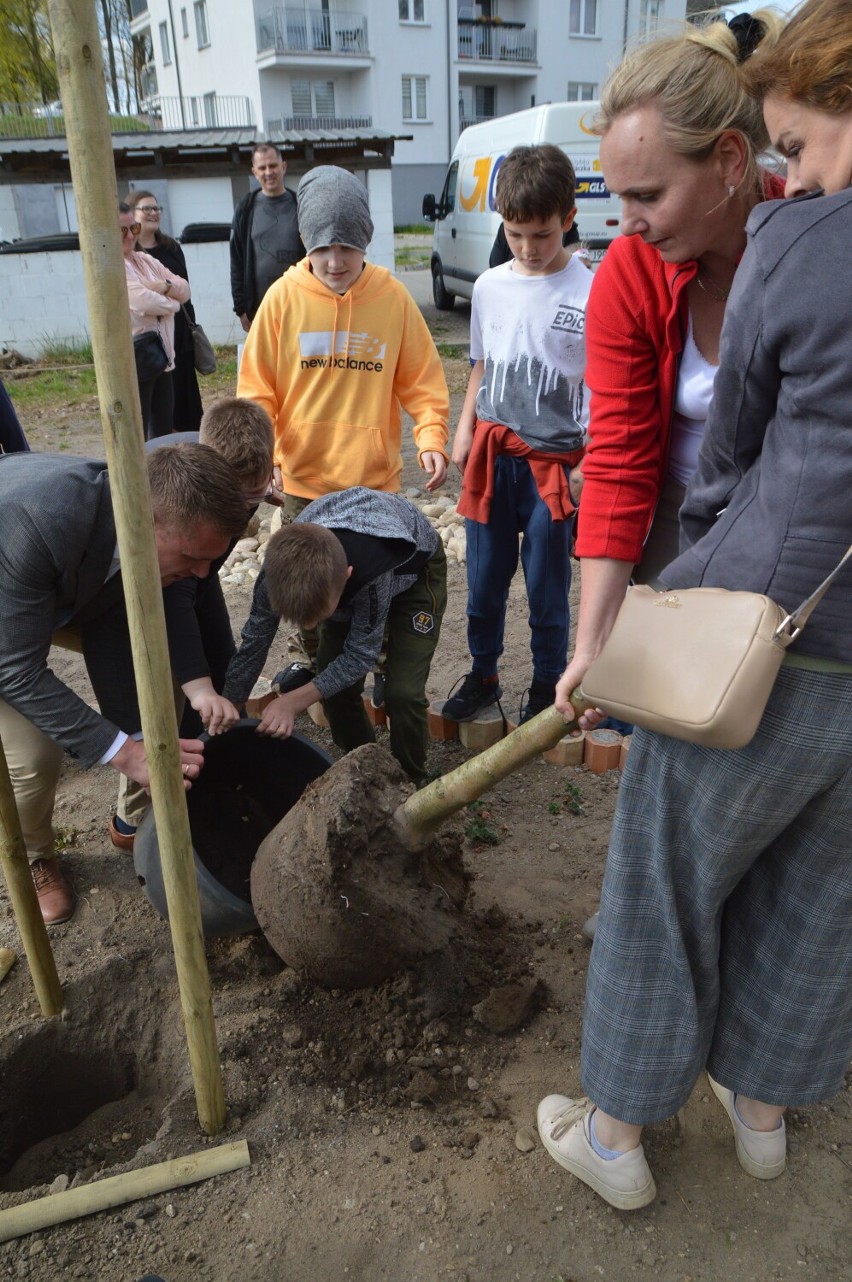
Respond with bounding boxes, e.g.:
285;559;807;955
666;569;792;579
130;0;686;224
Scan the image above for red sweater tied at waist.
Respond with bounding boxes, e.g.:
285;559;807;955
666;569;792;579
457;420;584;524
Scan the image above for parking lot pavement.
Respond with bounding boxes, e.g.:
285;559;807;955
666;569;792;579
398;267;472;345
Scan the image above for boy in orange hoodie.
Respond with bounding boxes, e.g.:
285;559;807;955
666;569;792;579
238;164;450;690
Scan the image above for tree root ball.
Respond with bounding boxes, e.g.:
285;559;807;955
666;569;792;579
250;744;471;989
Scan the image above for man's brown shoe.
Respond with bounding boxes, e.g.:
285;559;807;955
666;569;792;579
31;857;75;926
108;815;136;852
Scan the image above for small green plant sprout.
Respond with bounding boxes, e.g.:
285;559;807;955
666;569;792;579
53;825;79;850
547;800;561;815
464;800;501;846
563;780;584;815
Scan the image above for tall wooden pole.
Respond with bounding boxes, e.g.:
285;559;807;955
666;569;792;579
46;0;225;1135
0;744;62;1016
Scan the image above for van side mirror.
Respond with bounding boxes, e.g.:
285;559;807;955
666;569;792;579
422;193;437;222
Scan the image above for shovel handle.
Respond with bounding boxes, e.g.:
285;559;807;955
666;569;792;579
394;690;594;847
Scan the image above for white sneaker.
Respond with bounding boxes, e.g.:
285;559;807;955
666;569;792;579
708;1075;786;1179
536;1095;656;1210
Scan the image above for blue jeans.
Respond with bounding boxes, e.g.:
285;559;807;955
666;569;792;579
465;454;573;685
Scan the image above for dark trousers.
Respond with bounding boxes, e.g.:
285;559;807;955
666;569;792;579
319;548;447;785
465;454;573;685
138;370;174;441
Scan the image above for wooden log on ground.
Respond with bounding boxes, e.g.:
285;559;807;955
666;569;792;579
0;1140;250;1244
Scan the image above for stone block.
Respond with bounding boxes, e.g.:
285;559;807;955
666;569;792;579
584;728;623;773
245;690;278;719
543;731;586;767
458;704;507;751
307;701;329;729
428;700;458;741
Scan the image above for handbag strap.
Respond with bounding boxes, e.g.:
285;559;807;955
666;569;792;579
774;544;852;644
180;303;196;329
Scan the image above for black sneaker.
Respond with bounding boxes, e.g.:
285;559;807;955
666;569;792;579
443;671;502;722
519;679;556;724
271;662;315;694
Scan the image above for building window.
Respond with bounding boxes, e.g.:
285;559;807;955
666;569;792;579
569;0;598;36
159;21;172;65
402;74;428;122
640;0;663;37
399;0;425;20
291;79;336;117
475;85;495;117
567;81;598;101
194;0;210;49
180;7;189;37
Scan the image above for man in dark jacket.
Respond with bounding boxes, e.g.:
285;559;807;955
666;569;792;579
230;144;304;332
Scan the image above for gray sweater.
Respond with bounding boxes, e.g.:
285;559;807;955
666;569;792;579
664;188;852;663
224;488;439;703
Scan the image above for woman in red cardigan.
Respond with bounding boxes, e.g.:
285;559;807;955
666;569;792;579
557;15;785;721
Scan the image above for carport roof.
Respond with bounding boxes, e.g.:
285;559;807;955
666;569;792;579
0;126;411;184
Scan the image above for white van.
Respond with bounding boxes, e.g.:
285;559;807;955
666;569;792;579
422;103;621;310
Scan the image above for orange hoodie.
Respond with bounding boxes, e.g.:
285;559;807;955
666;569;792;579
238;259;449;499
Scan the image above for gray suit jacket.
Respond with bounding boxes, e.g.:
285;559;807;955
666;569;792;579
0;453;133;767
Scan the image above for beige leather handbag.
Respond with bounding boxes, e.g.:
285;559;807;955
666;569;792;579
580;548;852;750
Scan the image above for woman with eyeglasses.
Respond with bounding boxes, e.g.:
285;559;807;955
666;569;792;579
120;201;190;440
133;191;204;433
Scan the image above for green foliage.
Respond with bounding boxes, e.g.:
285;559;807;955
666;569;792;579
0;0;58;104
464;800;501;847
547;779;585;818
547;801;561;815
393;223;432;234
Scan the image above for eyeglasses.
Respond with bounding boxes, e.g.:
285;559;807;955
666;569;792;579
120;222;142;237
136;205;163;214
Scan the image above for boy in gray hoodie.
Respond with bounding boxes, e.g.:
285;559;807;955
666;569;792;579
223;487;446;786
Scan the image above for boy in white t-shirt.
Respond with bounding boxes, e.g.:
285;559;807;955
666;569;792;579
445;144;592;723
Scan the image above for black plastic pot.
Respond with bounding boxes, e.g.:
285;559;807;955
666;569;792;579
133;721;333;937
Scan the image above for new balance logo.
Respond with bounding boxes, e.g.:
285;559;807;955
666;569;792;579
299;330;386;371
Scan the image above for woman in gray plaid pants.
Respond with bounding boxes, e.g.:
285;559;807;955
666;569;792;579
537;0;852;1210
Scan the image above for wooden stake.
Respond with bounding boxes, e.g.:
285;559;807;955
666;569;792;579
395;695;591;846
0;1140;250;1244
0;744;62;1015
46;0;225;1135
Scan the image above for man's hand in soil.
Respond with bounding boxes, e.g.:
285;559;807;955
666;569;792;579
110;736;206;791
256;683;322;739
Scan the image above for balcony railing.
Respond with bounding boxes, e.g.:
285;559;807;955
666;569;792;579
458;22;537;63
0;95;255;138
459;114;496;133
267;114;373;133
130;0;149;17
257;7;369;56
142;95;255;131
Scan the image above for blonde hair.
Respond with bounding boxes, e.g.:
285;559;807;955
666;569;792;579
742;0;852;113
596;12;784;190
199;397;273;482
263;523;349;624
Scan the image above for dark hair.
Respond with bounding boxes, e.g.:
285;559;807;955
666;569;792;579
742;0;852;114
119;201;131;214
146;443;250;538
263;523;348;624
199;397;274;481
130;189;178;253
252;143;283;163
495;144;576;222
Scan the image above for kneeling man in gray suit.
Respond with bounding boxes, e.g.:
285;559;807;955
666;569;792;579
0;443;250;925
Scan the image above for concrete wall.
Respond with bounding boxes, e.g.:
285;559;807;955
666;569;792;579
0;208;397;357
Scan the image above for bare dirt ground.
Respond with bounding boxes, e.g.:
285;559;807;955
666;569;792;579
1;345;850;1282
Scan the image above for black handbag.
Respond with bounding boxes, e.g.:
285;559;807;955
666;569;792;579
133;328;169;382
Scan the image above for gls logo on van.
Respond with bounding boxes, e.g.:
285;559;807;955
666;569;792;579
458;153;610;211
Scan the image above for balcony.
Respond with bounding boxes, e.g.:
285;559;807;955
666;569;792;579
459;114;496;134
143;95;255;130
130;0;149;16
268;114;373;133
458;19;537;64
257;7;369;57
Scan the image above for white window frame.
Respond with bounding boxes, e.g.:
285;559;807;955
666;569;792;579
402;74;429;123
640;0;664;38
399;0;426;22
291;79;337;118
567;80;598;102
194;0;210;50
159;20;172;65
180;7;189;38
569;0;598;38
